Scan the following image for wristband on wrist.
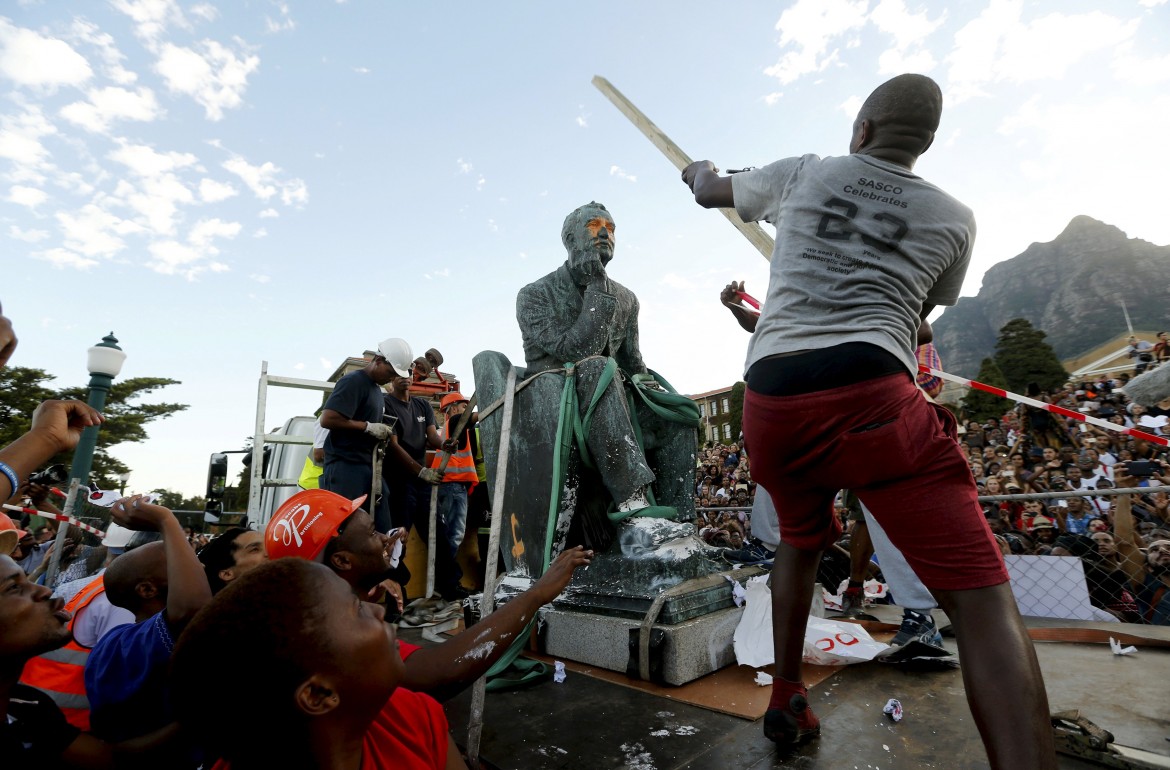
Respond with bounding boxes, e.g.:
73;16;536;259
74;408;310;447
0;460;18;495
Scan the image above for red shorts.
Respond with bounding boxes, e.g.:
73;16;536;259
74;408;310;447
743;373;1008;591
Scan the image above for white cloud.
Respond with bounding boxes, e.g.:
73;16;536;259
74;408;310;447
353;66;370;74
487;219;497;232
292;360;304;370
423;268;451;280
869;0;945;75
576;115;588;127
60;86;162;132
223;155;307;206
106;144;198;235
188;217;241;249
1111;48;1170;86
35;247;98;270
945;4;1138;103
155;40;260;120
476;175;485;191
763;92;783;106
661;272;694;290
68;19;137;85
0;107;58;168
251;273;271;284
146;239;200;273
265;2;296;33
609;165;637;182
190;4;219;22
7;185;48;207
56;204;140;257
457;158;473;174
258;207;279;218
198;177;237;202
8;224;49;242
109;142;197;177
0;19;93;89
111;0;189;47
319;357;332;371
764;0;869;85
253;227;267;238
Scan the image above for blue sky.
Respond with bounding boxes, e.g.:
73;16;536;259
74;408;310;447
4;0;1168;497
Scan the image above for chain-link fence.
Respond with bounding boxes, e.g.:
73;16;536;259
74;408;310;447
695;487;1166;625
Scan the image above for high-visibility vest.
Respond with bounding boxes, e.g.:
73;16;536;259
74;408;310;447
473;426;487;482
298;455;324;490
20;574;106;730
430;422;479;485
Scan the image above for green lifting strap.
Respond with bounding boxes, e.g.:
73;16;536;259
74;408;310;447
483;360;702;689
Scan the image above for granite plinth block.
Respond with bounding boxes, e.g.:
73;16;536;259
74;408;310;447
540;605;744;686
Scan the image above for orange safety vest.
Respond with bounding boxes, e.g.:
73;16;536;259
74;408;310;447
430;422;479;486
20;574;106;730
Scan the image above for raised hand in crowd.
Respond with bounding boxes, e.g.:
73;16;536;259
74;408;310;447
0;400;103;501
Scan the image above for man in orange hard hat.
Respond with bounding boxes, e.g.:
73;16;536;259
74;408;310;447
429;392;479;562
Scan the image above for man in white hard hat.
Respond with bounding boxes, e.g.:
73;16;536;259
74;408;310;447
319;339;407;533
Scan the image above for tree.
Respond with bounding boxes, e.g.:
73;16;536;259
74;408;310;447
992;318;1068;395
963;358;1011;423
727;382;746;446
0;366;188;489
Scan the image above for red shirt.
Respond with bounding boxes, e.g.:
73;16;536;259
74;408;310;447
212;686;448;770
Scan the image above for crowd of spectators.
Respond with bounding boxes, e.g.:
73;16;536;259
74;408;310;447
692;441;757;548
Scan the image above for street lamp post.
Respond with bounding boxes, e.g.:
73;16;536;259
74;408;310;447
68;332;127;487
118;471;131;495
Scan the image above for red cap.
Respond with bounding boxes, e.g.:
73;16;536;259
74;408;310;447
264;490;366;562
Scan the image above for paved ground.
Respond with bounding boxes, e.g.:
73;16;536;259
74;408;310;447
407;608;1170;770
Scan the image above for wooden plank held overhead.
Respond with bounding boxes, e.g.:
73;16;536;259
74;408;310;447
591;75;775;262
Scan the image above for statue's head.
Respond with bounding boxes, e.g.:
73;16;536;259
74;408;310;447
561;201;615;275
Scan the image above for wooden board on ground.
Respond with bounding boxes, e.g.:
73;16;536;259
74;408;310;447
521;649;870;722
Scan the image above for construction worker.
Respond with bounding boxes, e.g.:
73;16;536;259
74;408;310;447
320;338;409;534
18;524;136;730
429;392;479;559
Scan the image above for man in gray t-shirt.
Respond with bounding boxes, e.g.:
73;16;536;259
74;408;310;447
681;74;1054;768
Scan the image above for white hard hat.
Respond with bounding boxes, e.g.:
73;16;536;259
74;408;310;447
377;338;414;378
102;522;135;550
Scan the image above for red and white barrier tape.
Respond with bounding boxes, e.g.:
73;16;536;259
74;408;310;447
918;365;1169;448
2;503;107;538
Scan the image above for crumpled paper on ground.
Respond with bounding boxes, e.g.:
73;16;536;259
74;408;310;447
1109;637;1137;656
821;578;889;612
553;660;567;683
883;698;903;722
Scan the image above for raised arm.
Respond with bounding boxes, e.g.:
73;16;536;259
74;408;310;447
1110;465;1146;590
109;496;212;628
682;161;735;209
0;400;102;500
399;546;592;701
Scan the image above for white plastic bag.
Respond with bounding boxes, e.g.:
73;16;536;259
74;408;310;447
802;616;889;666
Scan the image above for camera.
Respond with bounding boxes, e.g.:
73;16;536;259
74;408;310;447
1125;460;1158;477
28;464;68;487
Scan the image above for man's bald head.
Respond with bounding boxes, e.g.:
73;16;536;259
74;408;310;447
852;74;943;160
104;540;167;614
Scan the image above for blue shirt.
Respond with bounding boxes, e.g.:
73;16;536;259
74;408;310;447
84;612;176;742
